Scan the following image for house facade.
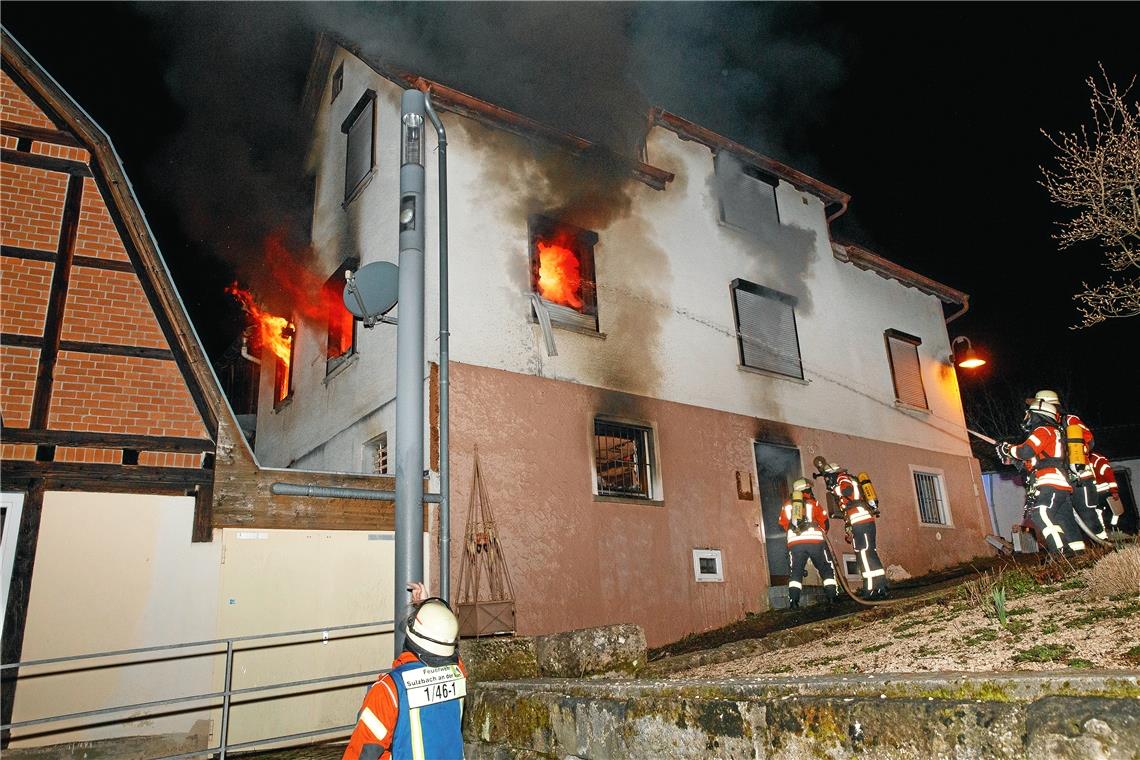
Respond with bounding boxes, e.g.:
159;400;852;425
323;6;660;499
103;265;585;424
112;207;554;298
251;35;995;648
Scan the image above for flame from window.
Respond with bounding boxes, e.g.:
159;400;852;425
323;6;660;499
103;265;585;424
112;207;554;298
226;283;294;402
536;239;583;310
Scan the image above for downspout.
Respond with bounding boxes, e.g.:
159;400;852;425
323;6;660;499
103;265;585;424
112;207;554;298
423;90;451;603
944;294;970;325
239;335;261;365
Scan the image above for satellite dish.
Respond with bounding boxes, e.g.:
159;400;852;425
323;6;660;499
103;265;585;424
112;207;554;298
343;261;399;323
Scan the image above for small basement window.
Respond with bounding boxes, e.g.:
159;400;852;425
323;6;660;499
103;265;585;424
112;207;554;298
885;329;928;409
325;257;359;375
365;432;388;475
912;467;951;526
342;90;377;204
692;549;724;582
593;418;655;499
730;279;803;379
529;214;599;332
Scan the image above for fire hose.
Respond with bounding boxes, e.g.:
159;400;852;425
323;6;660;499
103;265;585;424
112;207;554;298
820;533;901;608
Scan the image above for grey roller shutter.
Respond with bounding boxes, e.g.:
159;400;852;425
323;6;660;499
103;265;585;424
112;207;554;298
887;333;928;409
733;281;803;379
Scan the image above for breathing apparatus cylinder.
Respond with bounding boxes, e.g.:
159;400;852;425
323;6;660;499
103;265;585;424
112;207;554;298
857;471;879;512
791;495;806;530
1065;422;1088;466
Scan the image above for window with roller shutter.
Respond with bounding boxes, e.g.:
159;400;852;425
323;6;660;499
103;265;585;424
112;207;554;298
885;329;928;410
730;279;803;380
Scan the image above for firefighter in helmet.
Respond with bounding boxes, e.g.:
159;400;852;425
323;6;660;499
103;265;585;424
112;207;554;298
816;458;887;598
778;478;839;608
996;398;1085;553
343;583;465;760
1028;390;1104;541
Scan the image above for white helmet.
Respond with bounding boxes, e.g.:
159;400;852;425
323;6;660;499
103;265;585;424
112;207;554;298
793;478;811;492
1027;398;1059;422
406;599;459;658
1028;389;1061;406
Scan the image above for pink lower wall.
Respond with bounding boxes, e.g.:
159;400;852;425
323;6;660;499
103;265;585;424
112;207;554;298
441;362;990;647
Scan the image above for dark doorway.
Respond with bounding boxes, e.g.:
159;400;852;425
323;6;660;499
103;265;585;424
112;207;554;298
753;441;803;585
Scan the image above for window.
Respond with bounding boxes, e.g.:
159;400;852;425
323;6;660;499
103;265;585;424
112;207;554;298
730;279;803;379
841;553;861;581
529;214;599;332
325;258;359;375
593;419;654;499
331;62;344;103
365;432;388;475
715;151;780;235
341;90;377;204
692;549;724;582
272;321;296;409
912;467;951;526
885;329;928;409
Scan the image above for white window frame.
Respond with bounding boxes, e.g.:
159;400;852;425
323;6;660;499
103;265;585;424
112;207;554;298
910;465;953;527
364;432;389;475
589;415;663;502
692;549;724;582
841;552;861;582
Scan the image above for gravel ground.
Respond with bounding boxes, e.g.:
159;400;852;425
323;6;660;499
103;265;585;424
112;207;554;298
672;564;1140;679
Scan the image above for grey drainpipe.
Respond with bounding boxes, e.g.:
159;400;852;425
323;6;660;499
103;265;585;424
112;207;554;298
423;91;451;604
944;295;970;325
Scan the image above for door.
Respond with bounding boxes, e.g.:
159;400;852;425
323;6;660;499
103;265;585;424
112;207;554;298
1;492;24;634
753;442;802;585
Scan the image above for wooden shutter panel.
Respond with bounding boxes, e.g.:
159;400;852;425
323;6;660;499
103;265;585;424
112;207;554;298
888;334;928;409
733;283;803;379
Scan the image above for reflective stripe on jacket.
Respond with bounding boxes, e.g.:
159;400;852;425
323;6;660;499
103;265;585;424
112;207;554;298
1011;425;1072;491
832;472;875;525
779;495;828;545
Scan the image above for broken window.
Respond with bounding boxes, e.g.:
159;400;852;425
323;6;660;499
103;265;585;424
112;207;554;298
365;432;388;475
529;214;599;332
341;90;377;204
716;152;781;235
325;258;359;375
730;279;803;379
594;419;654;499
272;320;296;409
912;468;950;526
885;329;928;410
331;62;344;103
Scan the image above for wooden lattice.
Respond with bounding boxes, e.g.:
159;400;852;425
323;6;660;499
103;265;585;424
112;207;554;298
456;448;516;636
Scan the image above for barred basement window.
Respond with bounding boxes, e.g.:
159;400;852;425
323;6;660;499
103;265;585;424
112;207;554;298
730;279;803;379
885;329;928;409
913;468;950;526
342;90;377;204
594;419;654;499
325;258;359;375
366;432;388;475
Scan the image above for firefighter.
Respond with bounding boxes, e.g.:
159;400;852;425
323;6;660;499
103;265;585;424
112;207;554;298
817;460;887;598
342;583;465;760
778;478;839;608
997;398;1085;553
1028;390;1104;541
1090;450;1126;531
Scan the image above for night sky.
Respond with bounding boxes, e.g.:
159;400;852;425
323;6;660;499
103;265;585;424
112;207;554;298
4;3;1138;438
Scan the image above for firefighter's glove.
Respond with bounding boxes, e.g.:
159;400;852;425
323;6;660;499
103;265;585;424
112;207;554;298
995;442;1013;465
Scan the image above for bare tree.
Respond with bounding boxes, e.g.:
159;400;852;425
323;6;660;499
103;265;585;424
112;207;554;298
1040;65;1140;328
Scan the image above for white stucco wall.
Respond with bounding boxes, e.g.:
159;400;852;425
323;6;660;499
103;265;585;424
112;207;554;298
256;45;971;475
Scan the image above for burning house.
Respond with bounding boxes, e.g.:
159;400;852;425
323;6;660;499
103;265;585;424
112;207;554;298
245;33;995;648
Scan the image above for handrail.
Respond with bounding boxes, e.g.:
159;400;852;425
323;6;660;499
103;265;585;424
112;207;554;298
1;619;396;758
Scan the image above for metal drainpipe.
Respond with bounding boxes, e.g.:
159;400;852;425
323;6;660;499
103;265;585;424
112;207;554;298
423;90;452;604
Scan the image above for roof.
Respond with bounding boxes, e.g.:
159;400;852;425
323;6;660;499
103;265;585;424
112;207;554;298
832;240;969;308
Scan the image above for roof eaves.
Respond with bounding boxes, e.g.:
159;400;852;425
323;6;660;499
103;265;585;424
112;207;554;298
832;241;968;306
651;108;851;220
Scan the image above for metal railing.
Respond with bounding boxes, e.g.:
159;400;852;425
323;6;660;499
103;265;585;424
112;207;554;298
1;619;396;758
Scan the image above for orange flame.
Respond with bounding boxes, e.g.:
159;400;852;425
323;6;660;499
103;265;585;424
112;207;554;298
226;283;294;401
536;239;583;309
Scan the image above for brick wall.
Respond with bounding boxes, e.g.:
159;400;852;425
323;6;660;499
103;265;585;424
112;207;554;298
1;66;212;461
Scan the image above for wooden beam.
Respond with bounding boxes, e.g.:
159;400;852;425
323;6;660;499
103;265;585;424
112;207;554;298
1;481;44;747
0;147;90;177
0;119;83;148
0;245;55;263
0;333;40;349
73;255;134;273
29;174;83;430
1;428;214;453
192;481;215;543
1;460;213;491
58;340;174;360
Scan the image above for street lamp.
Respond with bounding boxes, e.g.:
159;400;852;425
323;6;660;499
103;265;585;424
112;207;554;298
951;336;986;369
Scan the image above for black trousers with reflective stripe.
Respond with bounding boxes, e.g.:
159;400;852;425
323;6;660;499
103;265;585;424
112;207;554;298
1029;486;1084;552
787;541;836;603
852;522;886;593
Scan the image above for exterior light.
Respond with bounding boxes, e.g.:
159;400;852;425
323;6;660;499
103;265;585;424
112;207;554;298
402;112;424;167
951;336;986;369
